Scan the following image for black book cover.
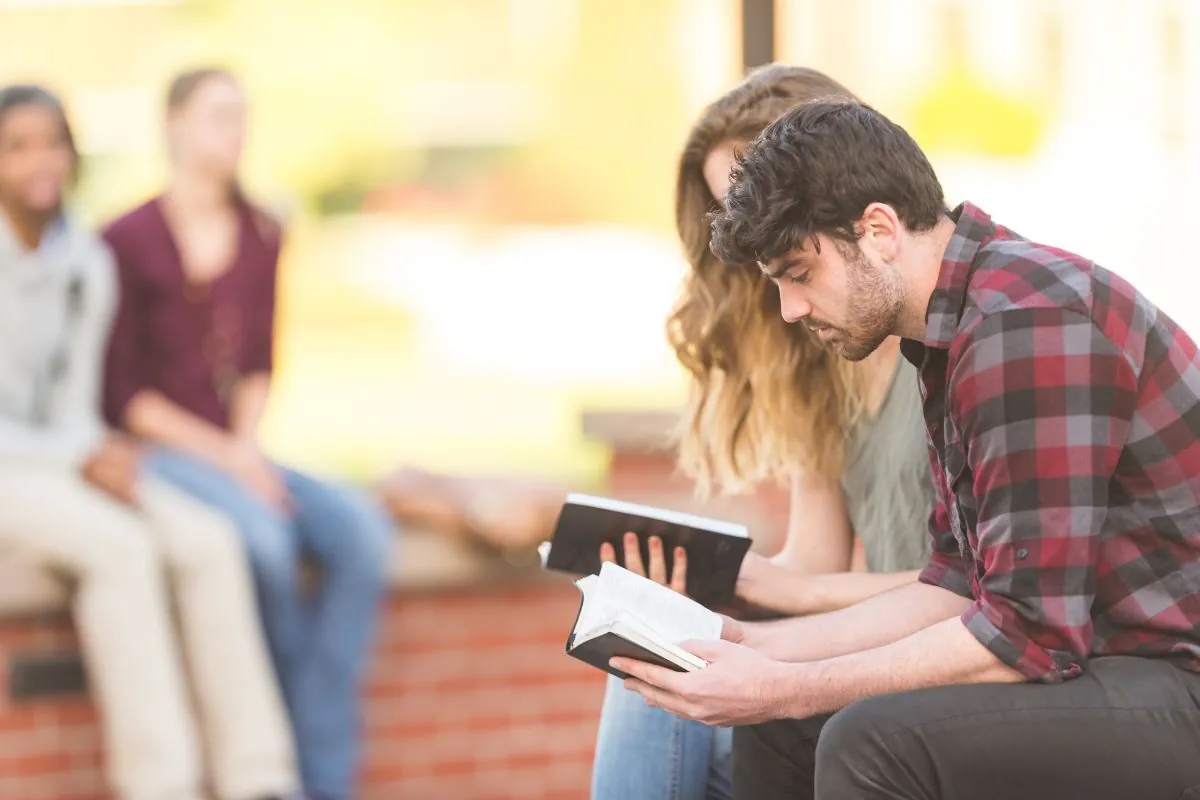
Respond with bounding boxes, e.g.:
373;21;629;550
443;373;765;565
567;631;691;680
563;584;696;679
544;495;752;608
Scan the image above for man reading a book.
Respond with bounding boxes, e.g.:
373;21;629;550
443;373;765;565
611;99;1200;800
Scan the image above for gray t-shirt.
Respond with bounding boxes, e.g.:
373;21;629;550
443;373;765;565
839;357;934;573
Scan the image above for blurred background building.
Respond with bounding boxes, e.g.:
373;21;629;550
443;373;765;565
1;0;1199;797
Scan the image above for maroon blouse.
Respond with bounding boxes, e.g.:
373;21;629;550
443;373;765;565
101;197;280;431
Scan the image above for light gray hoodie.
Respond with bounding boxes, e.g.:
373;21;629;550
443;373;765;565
0;211;115;467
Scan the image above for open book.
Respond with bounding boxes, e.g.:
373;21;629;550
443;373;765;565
543;493;752;608
566;562;722;679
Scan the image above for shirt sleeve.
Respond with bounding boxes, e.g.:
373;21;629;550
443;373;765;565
100;228;147;428
917;450;973;599
949;308;1137;683
241;229;280;376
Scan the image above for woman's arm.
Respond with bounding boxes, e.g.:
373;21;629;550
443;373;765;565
739;566;921;617
123;389;238;468
771;471;854;572
125;389;288;509
229;372;271;443
734;473;919;616
228;212;280;445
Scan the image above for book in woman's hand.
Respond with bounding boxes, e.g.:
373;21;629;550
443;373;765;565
566;561;722;678
541;493;753;608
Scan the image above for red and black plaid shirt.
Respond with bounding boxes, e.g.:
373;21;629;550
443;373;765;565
904;203;1200;683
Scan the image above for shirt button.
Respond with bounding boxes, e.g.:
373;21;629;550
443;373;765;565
1016;548;1029;560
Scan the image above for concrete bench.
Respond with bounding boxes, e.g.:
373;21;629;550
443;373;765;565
0;525;546;620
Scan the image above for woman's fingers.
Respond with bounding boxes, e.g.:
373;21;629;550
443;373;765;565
623;532;646;576
648;536;668;584
611;534;687;594
669;546;688;593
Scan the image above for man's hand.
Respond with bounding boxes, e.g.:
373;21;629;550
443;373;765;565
223;440;290;512
600;532;688;594
81;433;142;506
612;638;795;727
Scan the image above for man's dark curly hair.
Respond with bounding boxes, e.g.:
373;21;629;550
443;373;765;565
709;99;947;267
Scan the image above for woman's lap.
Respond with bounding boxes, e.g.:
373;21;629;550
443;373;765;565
592;673;732;800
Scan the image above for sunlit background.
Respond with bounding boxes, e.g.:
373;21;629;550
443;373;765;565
5;1;1200;798
3;0;1199;487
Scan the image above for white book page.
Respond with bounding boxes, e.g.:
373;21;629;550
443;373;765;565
589;562;721;644
573;574;604;638
612;615;708;671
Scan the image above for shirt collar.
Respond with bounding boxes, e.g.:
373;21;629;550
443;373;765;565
0;208;69;259
36;213;69;257
921;201;996;350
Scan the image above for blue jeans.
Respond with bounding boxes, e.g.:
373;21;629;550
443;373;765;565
592;675;733;800
147;448;392;800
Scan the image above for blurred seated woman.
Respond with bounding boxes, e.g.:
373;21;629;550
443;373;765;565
100;69;391;800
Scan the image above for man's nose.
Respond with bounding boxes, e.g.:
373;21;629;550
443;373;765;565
779;289;812;324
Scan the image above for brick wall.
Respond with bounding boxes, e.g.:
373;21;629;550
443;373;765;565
0;619;104;800
0;582;606;800
363;585;605;799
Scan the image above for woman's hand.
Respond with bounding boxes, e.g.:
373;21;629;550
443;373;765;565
729;551;821;618
223;439;290;512
599;532;688;594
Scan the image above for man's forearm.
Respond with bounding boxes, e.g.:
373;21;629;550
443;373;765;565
744;581;971;662
773;616;1024;719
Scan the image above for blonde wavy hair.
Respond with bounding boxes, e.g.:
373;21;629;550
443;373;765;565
667;64;866;494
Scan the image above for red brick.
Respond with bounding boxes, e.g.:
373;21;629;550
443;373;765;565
53;701;98;727
0;704;44;733
0;748;75;777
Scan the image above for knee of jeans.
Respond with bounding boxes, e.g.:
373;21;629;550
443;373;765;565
334;496;395;582
598;674;651;728
237;515;299;590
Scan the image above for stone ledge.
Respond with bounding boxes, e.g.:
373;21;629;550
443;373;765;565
580;409;680;453
0;528;548;620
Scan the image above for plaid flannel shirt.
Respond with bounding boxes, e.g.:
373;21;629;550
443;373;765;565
903;203;1200;683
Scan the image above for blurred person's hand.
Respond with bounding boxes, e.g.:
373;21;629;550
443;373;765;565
81;433;142;506
223;439;290;512
600;532;688;594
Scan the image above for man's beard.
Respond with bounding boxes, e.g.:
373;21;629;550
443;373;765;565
828;245;903;362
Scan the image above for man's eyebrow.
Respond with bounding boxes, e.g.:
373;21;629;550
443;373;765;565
760;257;800;279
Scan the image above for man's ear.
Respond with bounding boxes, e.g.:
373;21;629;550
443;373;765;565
859;203;902;262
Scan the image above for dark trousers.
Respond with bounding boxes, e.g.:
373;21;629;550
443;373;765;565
732;656;1200;800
